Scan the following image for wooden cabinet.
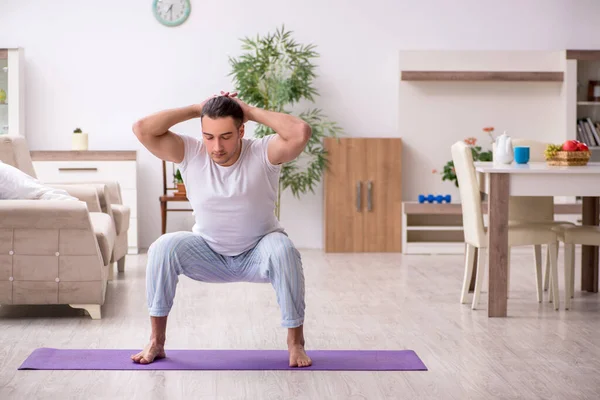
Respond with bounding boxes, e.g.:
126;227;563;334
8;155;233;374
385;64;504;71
324;138;402;252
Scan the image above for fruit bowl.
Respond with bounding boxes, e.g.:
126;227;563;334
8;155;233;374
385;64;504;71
545;141;591;166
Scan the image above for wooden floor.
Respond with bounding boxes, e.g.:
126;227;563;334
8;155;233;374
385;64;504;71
1;249;599;399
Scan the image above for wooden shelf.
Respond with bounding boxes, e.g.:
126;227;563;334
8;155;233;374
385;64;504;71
406;226;463;231
403;201;581;215
402;201;582;254
577;101;600;106
566;50;600;61
30;150;137;161
400;71;564;82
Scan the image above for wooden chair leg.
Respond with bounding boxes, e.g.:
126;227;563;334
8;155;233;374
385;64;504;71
461;244;476;304
570;244;576;298
534;245;543;302
472;247;487;310
547;243;559;303
544;245;550;291
564;243;574;310
549;242;560;310
161;200;167;234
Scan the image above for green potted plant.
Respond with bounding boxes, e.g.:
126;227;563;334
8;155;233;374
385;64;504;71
173;168;186;196
228;25;343;219
435;127;495;187
72;127;88;151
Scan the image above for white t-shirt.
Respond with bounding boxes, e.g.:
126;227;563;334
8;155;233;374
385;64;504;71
177;134;284;256
0;161;77;201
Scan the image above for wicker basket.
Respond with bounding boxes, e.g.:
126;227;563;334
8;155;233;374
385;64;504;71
546;150;591;166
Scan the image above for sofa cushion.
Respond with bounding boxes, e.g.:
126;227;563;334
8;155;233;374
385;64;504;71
89;212;115;266
111;204;130;235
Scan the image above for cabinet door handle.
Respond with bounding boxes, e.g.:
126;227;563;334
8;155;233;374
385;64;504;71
58;167;98;172
367;181;373;211
356;181;362;211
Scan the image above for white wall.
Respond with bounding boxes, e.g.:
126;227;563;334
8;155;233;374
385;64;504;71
1;0;600;250
398;50;566;203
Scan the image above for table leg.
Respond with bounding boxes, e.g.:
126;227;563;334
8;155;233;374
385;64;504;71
581;197;599;293
161;201;167;235
488;173;510;317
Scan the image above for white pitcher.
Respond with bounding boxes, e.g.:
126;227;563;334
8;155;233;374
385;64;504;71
494;131;514;164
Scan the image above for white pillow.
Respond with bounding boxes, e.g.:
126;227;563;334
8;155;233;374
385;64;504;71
0;161;77;201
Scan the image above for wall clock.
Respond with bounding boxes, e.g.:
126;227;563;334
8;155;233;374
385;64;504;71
153;0;191;27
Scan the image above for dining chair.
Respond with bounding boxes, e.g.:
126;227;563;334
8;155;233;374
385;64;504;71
552;224;600;309
451;141;560;310
508;139;576;303
509;139;600;310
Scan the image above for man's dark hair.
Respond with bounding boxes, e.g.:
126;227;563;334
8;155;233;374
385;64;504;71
201;96;244;128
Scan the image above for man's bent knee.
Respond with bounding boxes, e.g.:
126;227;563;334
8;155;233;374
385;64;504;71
263;232;301;263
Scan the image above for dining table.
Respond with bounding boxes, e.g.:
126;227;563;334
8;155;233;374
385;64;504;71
475;161;600;317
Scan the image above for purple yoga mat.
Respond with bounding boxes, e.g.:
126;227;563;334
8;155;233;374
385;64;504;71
18;348;427;371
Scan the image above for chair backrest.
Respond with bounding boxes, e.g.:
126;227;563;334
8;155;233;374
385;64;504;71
451;141;486;247
511;138;548;162
509;138;554;222
0;135;37;178
162;160;179;196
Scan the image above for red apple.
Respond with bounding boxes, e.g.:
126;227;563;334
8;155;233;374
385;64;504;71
562;140;579;152
577;142;589;152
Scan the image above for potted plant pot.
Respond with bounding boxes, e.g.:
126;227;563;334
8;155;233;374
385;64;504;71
72;127;88;151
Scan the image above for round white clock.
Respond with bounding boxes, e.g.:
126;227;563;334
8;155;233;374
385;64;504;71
153;0;191;27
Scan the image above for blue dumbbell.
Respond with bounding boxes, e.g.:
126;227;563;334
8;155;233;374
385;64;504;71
419;194;452;203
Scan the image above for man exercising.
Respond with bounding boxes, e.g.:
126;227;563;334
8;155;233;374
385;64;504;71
131;91;312;367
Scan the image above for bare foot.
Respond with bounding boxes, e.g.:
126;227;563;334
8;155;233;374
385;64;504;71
131;341;166;364
289;344;312;367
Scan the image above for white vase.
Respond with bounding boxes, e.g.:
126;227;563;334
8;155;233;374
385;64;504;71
72;133;88;151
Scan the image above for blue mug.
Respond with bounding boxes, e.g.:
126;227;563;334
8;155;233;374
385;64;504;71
514;146;530;164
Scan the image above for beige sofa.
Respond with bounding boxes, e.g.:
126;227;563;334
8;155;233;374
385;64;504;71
0;188;115;319
0;135;130;273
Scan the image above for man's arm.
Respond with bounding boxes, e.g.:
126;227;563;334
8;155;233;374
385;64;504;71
246;106;312;165
132;104;203;163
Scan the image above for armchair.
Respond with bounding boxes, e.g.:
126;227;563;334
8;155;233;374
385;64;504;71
0;135;129;273
0;188;115;319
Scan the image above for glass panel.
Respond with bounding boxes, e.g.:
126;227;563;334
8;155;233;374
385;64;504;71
0;57;7;135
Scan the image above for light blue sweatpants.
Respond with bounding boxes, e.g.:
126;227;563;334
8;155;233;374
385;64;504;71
146;231;305;328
